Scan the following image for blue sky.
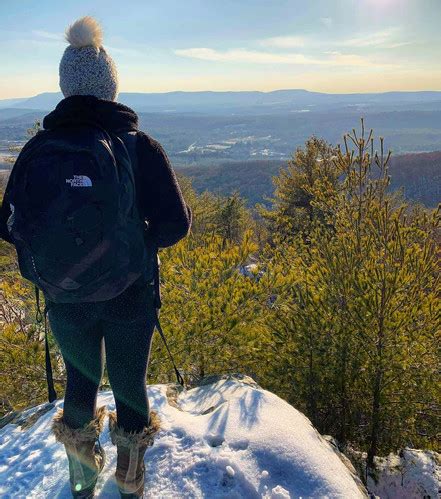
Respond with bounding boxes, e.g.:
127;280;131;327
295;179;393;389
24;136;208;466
1;0;441;98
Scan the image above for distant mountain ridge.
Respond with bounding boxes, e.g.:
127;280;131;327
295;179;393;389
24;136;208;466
2;89;441;114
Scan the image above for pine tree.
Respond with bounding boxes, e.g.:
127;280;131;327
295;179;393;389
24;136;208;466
0;264;64;415
259;137;338;242
149;231;270;384
265;122;440;463
213;191;252;243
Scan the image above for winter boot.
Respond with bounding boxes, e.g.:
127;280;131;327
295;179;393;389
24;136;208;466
108;410;160;498
52;406;107;498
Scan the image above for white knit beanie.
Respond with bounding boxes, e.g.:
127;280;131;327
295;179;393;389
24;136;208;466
59;17;119;101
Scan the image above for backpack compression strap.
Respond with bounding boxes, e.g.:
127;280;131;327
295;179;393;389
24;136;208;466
153;310;185;388
152;254;185;388
35;286;58;403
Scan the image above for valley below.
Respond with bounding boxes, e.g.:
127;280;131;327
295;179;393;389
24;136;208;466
1;89;440;207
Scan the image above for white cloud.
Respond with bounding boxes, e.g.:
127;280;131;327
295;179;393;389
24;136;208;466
174;47;309;64
260;36;306;48
320;17;333;28
32;30;63;42
339;28;409;48
259;27;408;53
174;47;399;69
324;51;397;68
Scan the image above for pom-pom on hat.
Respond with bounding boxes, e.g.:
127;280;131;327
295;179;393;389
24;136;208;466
59;16;119;101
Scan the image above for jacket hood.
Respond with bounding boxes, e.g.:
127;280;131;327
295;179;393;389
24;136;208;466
43;95;138;133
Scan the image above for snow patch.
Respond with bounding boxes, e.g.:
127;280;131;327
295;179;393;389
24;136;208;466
0;375;367;498
349;447;440;499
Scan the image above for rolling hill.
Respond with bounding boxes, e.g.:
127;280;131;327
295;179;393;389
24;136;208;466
178;152;441;208
2;89;441;114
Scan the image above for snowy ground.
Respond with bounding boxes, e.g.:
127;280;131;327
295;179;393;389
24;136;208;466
0;375;367;498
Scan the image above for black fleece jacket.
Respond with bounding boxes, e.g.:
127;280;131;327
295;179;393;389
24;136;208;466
0;95;192;248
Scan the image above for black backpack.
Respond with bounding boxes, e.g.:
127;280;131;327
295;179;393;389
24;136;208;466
6;123;150;303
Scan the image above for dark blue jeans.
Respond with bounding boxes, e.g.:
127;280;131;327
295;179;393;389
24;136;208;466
47;271;156;432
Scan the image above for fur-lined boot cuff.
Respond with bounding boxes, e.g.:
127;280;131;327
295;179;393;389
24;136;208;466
108;410;160;447
52;406;107;444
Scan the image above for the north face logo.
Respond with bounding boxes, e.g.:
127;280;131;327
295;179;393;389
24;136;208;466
66;175;92;187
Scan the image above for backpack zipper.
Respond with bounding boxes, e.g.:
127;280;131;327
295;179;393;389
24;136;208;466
30;253;43;282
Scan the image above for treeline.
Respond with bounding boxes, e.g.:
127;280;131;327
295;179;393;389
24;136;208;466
1;122;439;474
180;150;441;207
180;159;283;206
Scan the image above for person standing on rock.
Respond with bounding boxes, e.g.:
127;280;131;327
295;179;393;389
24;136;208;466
0;16;191;499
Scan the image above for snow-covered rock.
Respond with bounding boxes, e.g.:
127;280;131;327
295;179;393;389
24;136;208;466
347;446;440;499
0;374;367;498
238;263;264;280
